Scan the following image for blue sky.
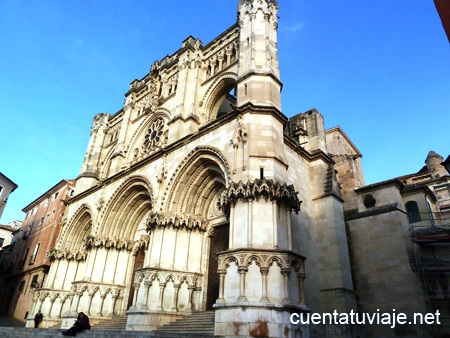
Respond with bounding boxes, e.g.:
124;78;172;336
1;1;449;223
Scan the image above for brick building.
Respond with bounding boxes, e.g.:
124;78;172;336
1;179;75;321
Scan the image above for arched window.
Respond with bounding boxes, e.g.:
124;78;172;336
406;201;421;223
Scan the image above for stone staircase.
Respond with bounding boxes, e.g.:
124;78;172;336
90;314;127;330
0;311;222;337
0;327;219;337
154;311;216;336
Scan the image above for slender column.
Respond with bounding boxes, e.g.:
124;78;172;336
86;248;98;281
71;261;80;286
36;298;43;312
217;269;226;304
111;250;120;283
67;294;74;315
101;248;110;282
86;292;94;315
187;286;195;311
142;281;151;310
130;283;140;310
50;259;61;288
237;266;248;302
171;284;180;312
156;228;165;268
145;232;154;267
286;207;292;251
272;200;278;249
111;294;119;315
281;268;291;304
298;273;306;306
72;292;82;314
202;231;212;274
229;203;235;249
186;230;192;271
61;260;70;289
260;267;270;303
99;294;106;316
57;297;67;318
156;282;166;311
171;229;179;269
247;198;253;247
48;299;55;318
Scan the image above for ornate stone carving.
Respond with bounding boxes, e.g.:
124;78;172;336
146;212;208;233
47;248;87;262
142;118;165;154
218;178;301;214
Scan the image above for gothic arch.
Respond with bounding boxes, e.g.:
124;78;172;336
202;72;238;122
100;175;154;240
162;146;231;218
100;146;116;180
59;204;93;252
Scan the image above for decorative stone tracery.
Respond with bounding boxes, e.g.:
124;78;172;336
142;118;165;154
218;178;301;214
216;249;306;307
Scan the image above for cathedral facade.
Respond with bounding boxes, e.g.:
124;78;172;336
22;1;427;337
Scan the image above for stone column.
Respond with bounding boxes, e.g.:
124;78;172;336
247;198;253;247
111;294;118;315
156;282;166;311
187;286;195;311
171;284;180;312
99;294;106;316
71;292;82;314
286;207;292;251
101;248;110;282
260;267;270;303
141;281;151;310
237;266;248;302
130;283;140;310
217;269;226;304
48;298;56;318
281;268;291;305
272;200;278;249
50;259;61;288
86;292;94;315
298;273;306;306
229;203;235;248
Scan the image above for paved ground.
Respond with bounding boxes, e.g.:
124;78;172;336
0;315;25;327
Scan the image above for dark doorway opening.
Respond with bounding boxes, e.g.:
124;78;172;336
127;247;145;310
206;223;229;310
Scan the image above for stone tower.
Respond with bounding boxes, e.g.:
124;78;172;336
213;1;308;336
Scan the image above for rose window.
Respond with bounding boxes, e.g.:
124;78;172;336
142;118;165;153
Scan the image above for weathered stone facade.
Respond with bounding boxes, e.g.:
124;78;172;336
20;1;450;338
21;1;357;337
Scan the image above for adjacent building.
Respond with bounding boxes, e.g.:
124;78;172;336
0;172;18;221
1;179;75;321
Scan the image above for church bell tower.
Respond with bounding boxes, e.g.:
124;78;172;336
213;1;309;337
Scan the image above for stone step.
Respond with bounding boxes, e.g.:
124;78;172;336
154;311;215;336
91;315;127;330
0;327;222;338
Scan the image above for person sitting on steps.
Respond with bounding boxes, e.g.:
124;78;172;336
62;312;91;336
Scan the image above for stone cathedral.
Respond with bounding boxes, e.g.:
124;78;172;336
27;1;365;337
